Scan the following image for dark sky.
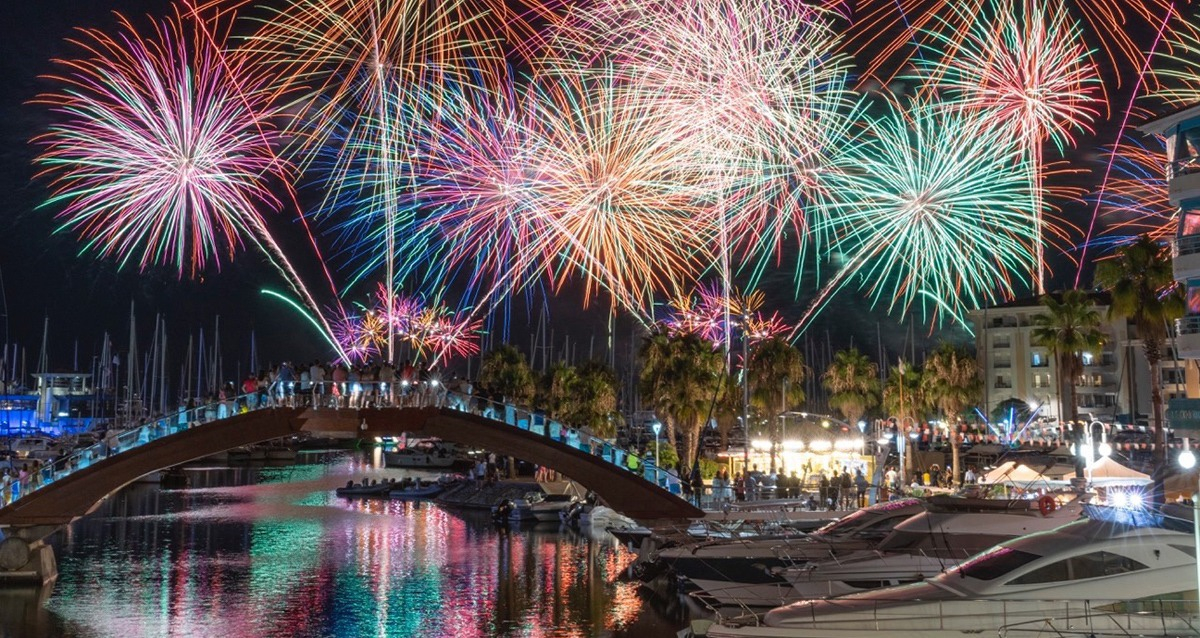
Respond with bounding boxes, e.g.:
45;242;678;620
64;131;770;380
0;1;1154;383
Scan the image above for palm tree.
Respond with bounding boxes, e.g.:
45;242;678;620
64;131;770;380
922;344;982;485
1094;235;1185;493
638;331;679;448
1030;290;1106;476
748;337;807;474
479;344;536;405
822;347;880;429
569;360;622;438
639;330;723;469
541;362;578;420
710;370;742;449
883;359;924;480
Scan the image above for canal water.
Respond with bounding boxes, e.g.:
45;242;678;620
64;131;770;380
0;450;692;638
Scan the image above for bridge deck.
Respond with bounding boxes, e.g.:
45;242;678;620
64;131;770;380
0;395;701;528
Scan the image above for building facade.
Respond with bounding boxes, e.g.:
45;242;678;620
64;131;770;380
967;297;1197;427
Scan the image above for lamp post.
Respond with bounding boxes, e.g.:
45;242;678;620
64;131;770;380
652;420;662;487
1177;442;1199;603
741;315;751;480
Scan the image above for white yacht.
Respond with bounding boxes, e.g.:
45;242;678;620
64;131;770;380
663;499;927;608
707;508;1199;637
690;494;1084;608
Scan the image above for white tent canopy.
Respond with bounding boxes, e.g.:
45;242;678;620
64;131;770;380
1063;456;1151;486
981;461;1064;487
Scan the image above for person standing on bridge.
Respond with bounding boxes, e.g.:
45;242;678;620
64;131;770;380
310;360;326;407
331;363;348;408
379;361;395;406
689;464;704;507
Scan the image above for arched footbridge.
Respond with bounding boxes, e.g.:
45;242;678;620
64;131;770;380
0;391;702;531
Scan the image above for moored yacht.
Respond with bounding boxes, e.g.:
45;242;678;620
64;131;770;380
662;499;926;608
707;507;1199;637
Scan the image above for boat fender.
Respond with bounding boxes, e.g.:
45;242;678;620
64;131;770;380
1037;495;1057;517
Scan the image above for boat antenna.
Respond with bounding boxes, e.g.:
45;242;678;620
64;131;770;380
0;264;8;350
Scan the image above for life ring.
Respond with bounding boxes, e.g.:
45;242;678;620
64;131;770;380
1038;495;1057;517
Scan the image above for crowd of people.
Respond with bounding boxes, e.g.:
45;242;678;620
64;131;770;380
201;359;477;414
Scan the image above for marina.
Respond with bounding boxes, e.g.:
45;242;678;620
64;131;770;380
6;0;1200;636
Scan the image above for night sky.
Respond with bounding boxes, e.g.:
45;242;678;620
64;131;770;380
0;1;1157;383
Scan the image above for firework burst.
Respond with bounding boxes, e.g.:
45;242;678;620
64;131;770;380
520;64;712;310
557;0;856;287
408;69;549;301
821;96;1039;323
33;9;285;278
917;0;1100;293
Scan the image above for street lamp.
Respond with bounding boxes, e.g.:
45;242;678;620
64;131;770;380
1178;442;1198;600
652;420;662;487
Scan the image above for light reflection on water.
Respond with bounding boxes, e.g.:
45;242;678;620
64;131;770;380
2;451;687;638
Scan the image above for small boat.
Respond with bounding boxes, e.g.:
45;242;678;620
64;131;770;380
335;480;392;498
383;442;458;469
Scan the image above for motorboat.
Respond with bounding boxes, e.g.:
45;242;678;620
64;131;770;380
383;441;458;469
661;499;927;608
706;506;1199;637
529;493;580;522
492;492;580;523
685;494;1085;608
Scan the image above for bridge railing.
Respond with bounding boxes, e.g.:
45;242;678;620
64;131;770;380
438;390;686;496
2;393;256;507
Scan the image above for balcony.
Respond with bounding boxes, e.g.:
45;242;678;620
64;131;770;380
1168;166;1200;206
1173;234;1200;281
1175;315;1200;359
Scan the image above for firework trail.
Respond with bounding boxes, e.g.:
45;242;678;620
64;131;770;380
802;96;1039;328
1094;136;1176;244
1149;16;1200;108
917;0;1100;294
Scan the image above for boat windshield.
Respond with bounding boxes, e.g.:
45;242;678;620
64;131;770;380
813;500;919;538
950;547;1041;581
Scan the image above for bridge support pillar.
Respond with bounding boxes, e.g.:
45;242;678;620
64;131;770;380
0;526;58;587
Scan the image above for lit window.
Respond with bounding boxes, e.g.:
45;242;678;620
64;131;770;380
1081;352;1095;366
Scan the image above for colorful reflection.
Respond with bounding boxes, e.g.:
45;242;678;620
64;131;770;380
34;454;673;638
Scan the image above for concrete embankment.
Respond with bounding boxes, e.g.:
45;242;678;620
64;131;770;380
435;480;542;510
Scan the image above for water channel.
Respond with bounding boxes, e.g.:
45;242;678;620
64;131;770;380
0;450;690;637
